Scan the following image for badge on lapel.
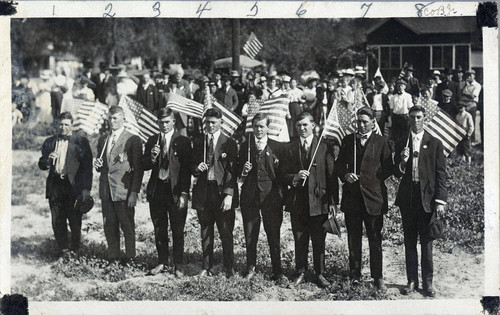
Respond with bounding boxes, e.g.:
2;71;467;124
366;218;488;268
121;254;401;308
423;145;428;149
117;153;125;163
221;152;227;159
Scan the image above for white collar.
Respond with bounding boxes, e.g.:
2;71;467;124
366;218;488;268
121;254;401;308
411;130;424;139
300;134;314;146
111;127;125;139
162;128;175;140
208;129;222;143
359;130;372;139
254;135;268;145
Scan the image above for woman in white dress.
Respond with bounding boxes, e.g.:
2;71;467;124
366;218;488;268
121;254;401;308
35;71;53;125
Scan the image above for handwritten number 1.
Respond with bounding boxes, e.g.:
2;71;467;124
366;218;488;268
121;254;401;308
247;2;258;17
152;2;161;17
103;3;116;18
52;5;55;15
196;1;212;18
361;3;373;17
296;3;306;18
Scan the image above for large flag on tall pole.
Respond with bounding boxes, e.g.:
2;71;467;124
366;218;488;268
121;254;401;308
243;32;263;60
61;99;108;135
419;98;467;156
118;95;159;142
166;93;204;118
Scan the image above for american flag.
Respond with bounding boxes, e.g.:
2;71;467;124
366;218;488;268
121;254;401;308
420;98;467;156
166;93;204;118
245;97;289;139
118;95;159;142
61;99;108;135
244;98;262;133
243;32;263;60
323;102;381;145
203;92;243;137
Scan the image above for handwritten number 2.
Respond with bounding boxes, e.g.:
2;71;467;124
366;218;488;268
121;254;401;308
296;3;306;18
103;3;116;18
247;2;258;17
361;3;372;18
152;2;161;17
196;1;212;18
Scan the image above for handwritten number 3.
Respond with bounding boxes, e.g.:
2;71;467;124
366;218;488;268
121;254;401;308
103;3;116;18
153;2;161;17
361;3;372;18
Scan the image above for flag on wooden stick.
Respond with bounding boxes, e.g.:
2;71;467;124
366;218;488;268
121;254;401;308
118;95;159;142
61;99;108;135
166;93;204;118
243;32;263;60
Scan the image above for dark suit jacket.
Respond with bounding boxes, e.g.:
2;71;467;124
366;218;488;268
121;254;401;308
136;83;158;113
435;80;460;103
142;132;192;203
236;138;283;205
394;131;447;213
96;130;144;202
215;87;239;112
38;134;93;199
191;133;238;211
335;133;393;215
280;137;339;216
405;77;421;97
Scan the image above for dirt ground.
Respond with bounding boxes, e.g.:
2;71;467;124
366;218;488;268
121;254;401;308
10;150;484;301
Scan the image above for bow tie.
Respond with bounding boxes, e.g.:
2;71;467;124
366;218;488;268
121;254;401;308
58;135;71;141
397;91;403;95
356;133;369;140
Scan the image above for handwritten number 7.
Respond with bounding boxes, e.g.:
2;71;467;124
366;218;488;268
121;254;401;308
361;3;372;18
152;1;161;17
103;3;116;18
196;1;212;18
296;3;306;18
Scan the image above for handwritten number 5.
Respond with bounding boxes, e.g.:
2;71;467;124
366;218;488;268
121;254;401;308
361;3;372;18
152;2;161;17
247;2;258;17
296;3;306;18
103;3;116;18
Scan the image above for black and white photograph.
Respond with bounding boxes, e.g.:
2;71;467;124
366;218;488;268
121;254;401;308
1;1;499;313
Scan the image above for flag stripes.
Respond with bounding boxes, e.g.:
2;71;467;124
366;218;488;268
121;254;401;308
118;96;160;142
210;96;243;137
166;93;204;118
243;32;263;59
245;99;263;133
255;97;289;138
61;99;108;135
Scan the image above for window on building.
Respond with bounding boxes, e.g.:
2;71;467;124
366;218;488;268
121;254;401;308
432;45;453;69
380;46;401;69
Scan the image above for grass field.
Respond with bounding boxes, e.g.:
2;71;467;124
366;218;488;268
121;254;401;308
10;145;484;301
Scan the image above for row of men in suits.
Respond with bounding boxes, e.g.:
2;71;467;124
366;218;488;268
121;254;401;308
39;105;446;297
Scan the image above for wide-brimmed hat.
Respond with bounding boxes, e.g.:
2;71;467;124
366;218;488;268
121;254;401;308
432;70;441;76
74;196;94;214
405;64;415;72
465;69;476;75
455;65;464;73
344;69;355;76
442;89;453;97
117;70;128;78
230;70;239;77
396;79;407;86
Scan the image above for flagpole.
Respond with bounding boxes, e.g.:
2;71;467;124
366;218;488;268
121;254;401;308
53;136;60;166
99;136;109;160
353;110;357;175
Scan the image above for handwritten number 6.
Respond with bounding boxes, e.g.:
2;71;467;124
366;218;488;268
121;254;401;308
103;3;116;18
361;3;372;18
296;3;306;18
153;2;161;17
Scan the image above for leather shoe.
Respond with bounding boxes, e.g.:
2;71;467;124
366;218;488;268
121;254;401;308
199;269;213;277
174;265;184;278
294;272;306;286
423;284;436;298
402;281;417;295
149;264;165;275
374;278;387;293
316;274;331;288
245;267;256;280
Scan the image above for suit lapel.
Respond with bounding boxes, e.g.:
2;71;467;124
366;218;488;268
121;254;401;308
215;133;226;161
168;132;178;161
109;130;128;165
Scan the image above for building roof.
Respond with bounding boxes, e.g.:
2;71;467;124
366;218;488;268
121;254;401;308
366;17;478;35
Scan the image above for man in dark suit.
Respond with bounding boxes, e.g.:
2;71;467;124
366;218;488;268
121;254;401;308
136;72;158;114
38;112;93;256
435;68;459;104
394;105;447;297
143;108;192;277
191;108;238;277
237;113;285;282
280;112;339;288
94;106;144;264
404;65;420;98
335;107;393;292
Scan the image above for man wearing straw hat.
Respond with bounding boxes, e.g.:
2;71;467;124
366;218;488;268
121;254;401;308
335;107;393;292
94;106;144;265
191;107;239;278
280;112;339;288
38;112;93;258
394;105;447;298
237;113;285;283
142;107;192;277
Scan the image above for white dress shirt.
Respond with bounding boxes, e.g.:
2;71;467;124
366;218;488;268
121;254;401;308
207;129;222;181
300;134;314;152
411;130;424;182
255;135;268;152
390;92;413;114
55;136;69;174
107;127;125;156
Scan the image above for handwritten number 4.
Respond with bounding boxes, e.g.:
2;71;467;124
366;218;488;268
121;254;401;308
103;3;116;18
196;1;212;18
361;3;372;18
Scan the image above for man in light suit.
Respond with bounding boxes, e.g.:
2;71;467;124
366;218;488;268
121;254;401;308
335;107;393;292
191;108;238;277
143;108;192;277
280;112;339;288
237;113;285;282
394;105;447;297
94;106;144;264
38;112;93;256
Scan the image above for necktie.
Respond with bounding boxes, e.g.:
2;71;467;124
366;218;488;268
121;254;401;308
207;135;214;165
302;139;309;152
162;134;168;157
